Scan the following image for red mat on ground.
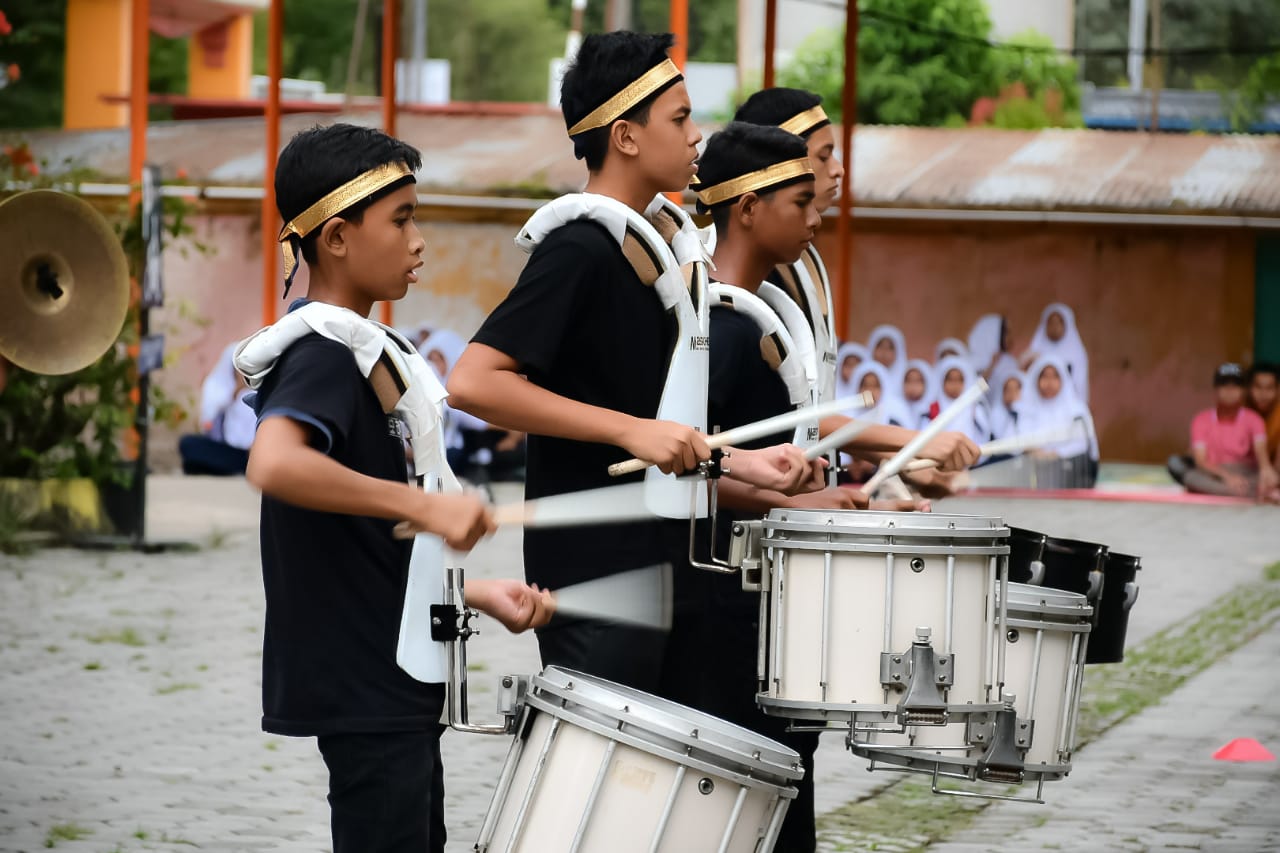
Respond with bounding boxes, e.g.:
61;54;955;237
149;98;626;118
969;487;1256;506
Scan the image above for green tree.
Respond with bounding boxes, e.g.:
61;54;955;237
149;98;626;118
546;0;737;62
426;0;564;102
0;0;66;129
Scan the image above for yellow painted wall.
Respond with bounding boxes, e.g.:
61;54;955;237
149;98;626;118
63;0;131;130
187;14;253;100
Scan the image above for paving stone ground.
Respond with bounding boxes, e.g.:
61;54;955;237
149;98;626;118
0;477;1277;853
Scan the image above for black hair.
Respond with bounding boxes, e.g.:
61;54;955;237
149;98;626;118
734;87;829;139
275;123;422;266
696;121;811;230
560;31;680;171
1250;362;1280;383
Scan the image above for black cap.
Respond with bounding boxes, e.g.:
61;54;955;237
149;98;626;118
1214;363;1246;386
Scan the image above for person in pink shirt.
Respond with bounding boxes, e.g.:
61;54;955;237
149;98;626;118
1174;363;1279;501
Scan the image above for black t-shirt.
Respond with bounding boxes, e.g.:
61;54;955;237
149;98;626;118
252;332;444;736
705;303;795;617
472;219;677;590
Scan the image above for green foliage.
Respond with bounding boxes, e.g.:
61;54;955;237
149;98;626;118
778;3;1081;128
426;0;565;102
0;0;66;129
546;0;737;62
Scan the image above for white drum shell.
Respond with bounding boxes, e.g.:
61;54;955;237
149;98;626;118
478;668;800;853
756;511;1009;723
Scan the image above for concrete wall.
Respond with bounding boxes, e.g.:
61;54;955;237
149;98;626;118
149;207;1256;468
815;218;1256;463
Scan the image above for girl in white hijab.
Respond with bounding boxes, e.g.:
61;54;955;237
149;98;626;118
932;354;992;447
850;361;914;428
422;330;490;464
834;342;870;403
867;324;908;386
902;358;937;430
990;370;1026;442
1026;303;1090;403
1020;354;1099;487
968;313;1020;407
935;337;968;362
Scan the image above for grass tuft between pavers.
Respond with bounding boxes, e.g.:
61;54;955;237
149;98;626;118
814;574;1280;852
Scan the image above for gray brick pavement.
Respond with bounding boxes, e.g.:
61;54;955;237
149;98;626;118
1;479;1276;852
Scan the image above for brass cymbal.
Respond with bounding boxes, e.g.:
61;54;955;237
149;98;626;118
0;190;130;375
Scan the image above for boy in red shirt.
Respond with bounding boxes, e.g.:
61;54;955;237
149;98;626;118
1178;363;1279;501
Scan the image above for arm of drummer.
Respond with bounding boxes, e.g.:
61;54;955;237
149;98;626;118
722;444;827;494
464;579;555;633
714;477;870;514
819;416;980;471
448;343;710;476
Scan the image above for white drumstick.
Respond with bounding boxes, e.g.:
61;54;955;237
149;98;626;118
803;410;879;461
861;380;988;495
393;482;654;539
607;391;874;477
552;563;673;629
901;422;1088;473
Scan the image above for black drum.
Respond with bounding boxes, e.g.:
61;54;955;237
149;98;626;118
1007;527;1106;604
1086;552;1141;665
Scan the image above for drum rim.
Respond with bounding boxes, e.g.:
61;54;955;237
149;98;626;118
850;742;1071;780
765;509;1010;535
755;693;1005;719
527;667;805;786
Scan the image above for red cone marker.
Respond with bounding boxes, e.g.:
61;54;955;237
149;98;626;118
1212;738;1276;762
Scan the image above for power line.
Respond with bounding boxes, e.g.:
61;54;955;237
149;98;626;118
794;0;1280;59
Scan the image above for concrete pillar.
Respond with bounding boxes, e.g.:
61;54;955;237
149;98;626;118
64;0;132;129
188;13;253;100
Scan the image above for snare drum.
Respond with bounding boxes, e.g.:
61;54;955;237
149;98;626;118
1086;552;1140;664
852;583;1092;791
476;667;802;853
753;510;1010;729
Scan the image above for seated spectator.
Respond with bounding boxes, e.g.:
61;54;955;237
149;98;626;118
991;370;1026;442
1020;355;1099;488
849;361;913;428
178;342;256;476
1025;303;1090;403
422;330;525;485
902;358;936;430
834;342;869;402
867;324;908;385
931;355;993;447
1172;363;1279;501
1248;362;1280;465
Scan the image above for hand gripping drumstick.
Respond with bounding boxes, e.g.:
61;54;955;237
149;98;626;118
900;422;1089;474
861;380;988;496
607;391;875;477
392;481;654;540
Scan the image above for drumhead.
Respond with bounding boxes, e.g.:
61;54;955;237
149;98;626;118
764;510;1009;542
526;667;803;787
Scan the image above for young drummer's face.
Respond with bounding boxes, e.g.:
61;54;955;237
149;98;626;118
753;181;819;265
344;183;425;301
632;81;702;193
805;126;843;216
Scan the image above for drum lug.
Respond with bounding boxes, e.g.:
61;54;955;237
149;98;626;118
730;521;768;591
1086;569;1104;604
971;694;1030;784
1028;559;1046;586
497;674;530;719
1123;581;1139;611
880;627;952;725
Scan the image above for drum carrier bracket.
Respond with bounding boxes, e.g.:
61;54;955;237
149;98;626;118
434;566;530;736
967;692;1031;784
880;627;954;725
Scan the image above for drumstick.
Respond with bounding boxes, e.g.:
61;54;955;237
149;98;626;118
607;391;874;477
552;563;673;629
901;422;1088;473
392;482;653;539
803;411;879;461
861;381;988;496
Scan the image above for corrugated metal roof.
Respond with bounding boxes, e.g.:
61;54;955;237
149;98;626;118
20;113;1280;216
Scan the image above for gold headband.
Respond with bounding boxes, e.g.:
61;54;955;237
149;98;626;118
567;58;683;137
695;158;814;207
778;105;829;136
278;161;414;283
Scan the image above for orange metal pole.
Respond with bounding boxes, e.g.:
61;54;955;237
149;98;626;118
128;0;148;206
380;0;399;325
666;0;688;206
262;0;283;326
835;0;857;342
763;0;777;89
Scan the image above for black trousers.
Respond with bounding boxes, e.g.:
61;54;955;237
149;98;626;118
317;729;446;853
